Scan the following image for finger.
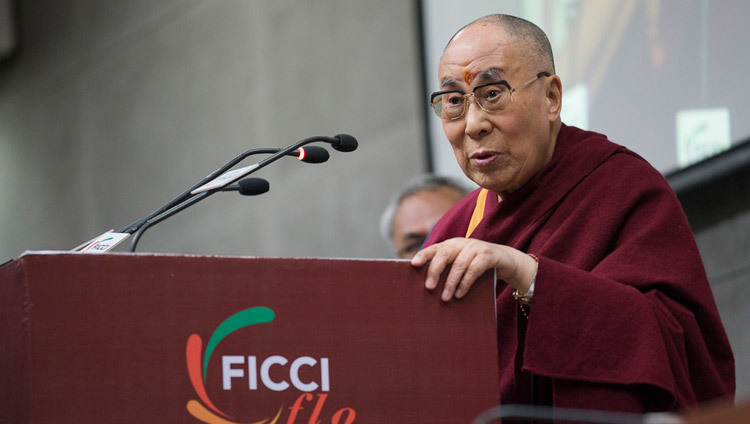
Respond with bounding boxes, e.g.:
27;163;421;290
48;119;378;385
454;252;493;299
442;247;477;301
410;243;438;267
424;243;459;291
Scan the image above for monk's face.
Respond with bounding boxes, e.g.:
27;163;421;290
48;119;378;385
438;23;560;196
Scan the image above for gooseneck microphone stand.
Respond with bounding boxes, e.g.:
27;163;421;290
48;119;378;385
125;135;356;252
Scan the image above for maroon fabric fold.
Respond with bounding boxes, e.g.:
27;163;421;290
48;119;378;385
423;124;735;412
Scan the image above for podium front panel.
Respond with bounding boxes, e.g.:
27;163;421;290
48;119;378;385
0;252;499;423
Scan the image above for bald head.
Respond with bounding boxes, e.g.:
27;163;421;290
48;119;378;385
445;14;555;75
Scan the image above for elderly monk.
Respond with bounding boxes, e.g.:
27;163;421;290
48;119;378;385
411;14;735;413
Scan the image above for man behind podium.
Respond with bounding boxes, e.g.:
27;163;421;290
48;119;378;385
380;174;470;259
411;14;735;413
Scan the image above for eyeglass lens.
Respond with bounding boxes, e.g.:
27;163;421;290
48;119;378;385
432;84;511;119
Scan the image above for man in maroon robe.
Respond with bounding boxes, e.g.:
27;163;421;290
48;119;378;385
411;14;735;413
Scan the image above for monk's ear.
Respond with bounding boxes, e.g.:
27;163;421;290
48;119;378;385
545;75;562;123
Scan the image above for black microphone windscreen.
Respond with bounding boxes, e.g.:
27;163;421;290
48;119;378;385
332;134;358;152
297;146;329;163
237;178;270;196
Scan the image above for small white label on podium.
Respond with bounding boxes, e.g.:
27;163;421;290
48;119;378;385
75;231;131;253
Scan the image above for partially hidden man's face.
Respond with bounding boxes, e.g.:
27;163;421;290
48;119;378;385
438;22;560;196
392;186;465;259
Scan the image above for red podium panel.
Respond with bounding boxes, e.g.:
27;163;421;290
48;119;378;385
1;252;499;423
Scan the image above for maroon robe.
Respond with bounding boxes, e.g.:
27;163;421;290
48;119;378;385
423;124;735;413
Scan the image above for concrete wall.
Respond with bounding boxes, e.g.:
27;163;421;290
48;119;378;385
0;0;426;261
697;210;750;399
671;153;750;399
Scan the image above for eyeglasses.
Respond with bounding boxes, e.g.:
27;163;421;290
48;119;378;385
429;72;550;120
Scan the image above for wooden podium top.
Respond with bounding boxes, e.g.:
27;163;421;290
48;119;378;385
1;252;500;423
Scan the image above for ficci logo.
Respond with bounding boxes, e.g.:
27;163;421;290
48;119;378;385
185;307;356;424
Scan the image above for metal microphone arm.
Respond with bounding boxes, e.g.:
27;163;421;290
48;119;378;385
128;191;210;252
127;135;347;252
118;134;354;235
129;177;271;252
117;148;280;234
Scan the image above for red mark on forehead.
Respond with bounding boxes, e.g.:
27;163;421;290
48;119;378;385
463;68;473;84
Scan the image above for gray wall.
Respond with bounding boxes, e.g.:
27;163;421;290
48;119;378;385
0;0;426;260
697;211;750;400
671;155;750;400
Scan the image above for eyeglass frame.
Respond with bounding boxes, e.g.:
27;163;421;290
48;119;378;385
429;71;551;120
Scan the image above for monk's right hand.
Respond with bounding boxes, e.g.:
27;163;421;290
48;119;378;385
411;237;535;302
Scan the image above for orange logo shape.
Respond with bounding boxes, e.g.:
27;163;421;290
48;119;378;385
186;307;282;424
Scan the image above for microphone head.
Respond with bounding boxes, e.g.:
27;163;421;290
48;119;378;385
237;178;270;196
331;134;358;152
296;146;329;163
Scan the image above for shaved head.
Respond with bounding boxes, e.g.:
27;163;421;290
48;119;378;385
445;14;555;74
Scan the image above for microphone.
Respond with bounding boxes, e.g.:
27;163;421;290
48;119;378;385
189;135;355;195
296;146;329;163
221;178;270;195
124;134;357;252
310;134;358;152
116;144;330;235
129;177;271;252
328;134;358;152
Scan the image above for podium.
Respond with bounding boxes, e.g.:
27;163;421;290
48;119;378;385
1;252;500;423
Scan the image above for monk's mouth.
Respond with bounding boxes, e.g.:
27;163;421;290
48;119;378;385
470;152;500;166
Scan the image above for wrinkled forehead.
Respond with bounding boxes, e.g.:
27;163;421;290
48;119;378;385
438;36;525;88
438;54;519;88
